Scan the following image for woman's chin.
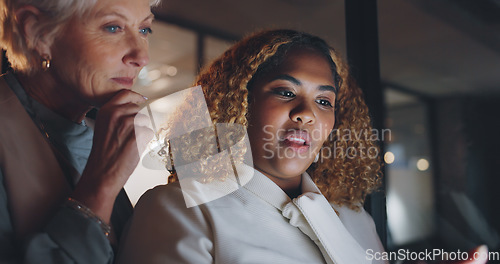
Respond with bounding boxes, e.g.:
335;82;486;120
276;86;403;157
271;158;313;179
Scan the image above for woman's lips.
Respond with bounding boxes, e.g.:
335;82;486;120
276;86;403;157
281;130;311;153
112;77;134;87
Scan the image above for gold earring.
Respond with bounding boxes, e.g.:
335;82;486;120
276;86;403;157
41;55;51;70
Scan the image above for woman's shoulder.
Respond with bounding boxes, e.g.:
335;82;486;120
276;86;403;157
333;204;374;224
130;182;212;230
332;203;385;253
134;181;232;211
135;183;185;210
134;180;255;217
332;203;379;236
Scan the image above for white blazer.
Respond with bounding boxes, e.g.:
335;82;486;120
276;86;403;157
117;165;387;264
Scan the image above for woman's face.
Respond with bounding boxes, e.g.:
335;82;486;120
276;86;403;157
247;47;337;183
49;0;154;107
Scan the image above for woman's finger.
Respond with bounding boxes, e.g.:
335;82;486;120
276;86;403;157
105;89;147;106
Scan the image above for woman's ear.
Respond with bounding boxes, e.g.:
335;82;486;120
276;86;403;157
15;5;52;59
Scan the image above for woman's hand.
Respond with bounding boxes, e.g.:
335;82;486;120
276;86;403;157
72;90;154;222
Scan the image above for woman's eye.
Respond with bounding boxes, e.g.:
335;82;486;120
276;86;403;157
104;25;121;33
316;99;333;107
274;90;296;98
140;27;153;36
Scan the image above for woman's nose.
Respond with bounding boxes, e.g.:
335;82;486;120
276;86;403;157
123;34;149;67
290;100;315;125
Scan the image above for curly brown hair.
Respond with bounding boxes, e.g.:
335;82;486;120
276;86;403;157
165;29;382;210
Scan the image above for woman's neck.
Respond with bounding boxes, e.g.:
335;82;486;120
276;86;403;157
284;183;302;199
275;176;303;199
16;72;91;123
255;166;303;199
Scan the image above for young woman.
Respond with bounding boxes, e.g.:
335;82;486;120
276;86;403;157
117;29;386;264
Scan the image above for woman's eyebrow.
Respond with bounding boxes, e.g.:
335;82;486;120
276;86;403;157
143;13;155;22
318;85;338;94
270;74;301;85
270;74;337;94
95;11;154;23
96;11;127;20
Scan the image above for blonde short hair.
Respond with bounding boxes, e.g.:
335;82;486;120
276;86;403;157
0;0;160;74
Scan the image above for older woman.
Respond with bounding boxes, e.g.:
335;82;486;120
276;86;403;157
0;0;158;262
